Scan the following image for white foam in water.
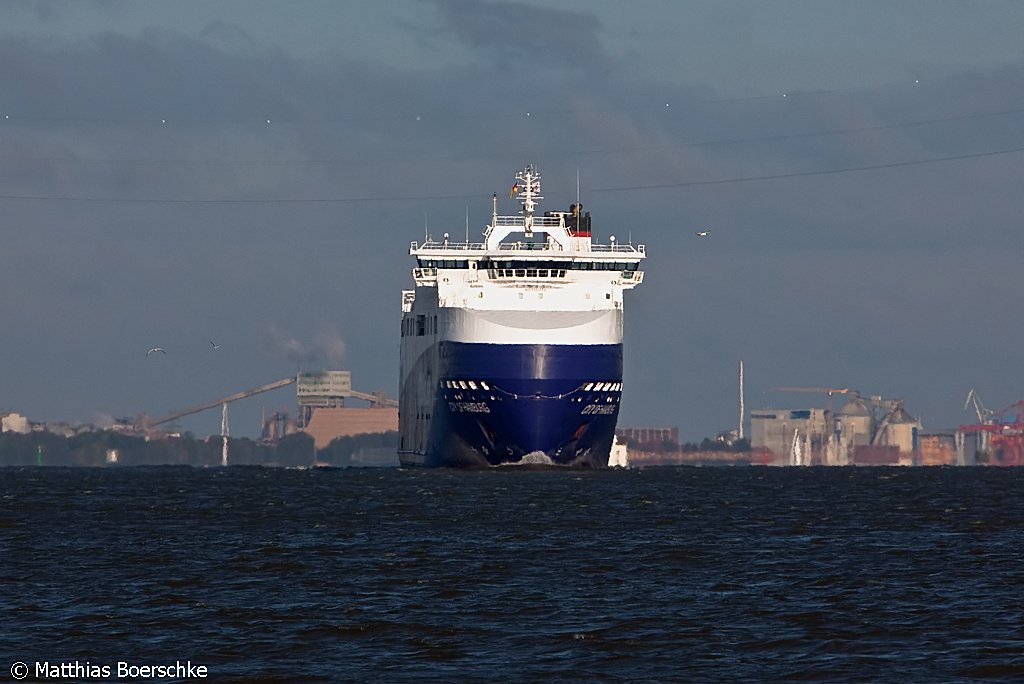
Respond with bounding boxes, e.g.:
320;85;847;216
517;451;555;465
497;451;557;467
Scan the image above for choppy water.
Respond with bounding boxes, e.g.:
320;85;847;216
2;466;1024;682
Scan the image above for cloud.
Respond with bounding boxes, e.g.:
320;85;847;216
0;1;132;24
423;0;609;73
198;20;259;56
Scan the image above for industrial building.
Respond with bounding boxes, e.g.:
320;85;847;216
291;370;397;448
133;370;397;448
616;426;678;450
1;412;29;434
751;391;925;466
749;407;830;465
302;406;397;448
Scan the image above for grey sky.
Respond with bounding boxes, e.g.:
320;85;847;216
2;0;1023;439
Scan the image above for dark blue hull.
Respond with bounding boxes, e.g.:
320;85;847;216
420;342;623;467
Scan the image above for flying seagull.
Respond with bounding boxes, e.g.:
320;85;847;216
695;230;710;237
147;347;166;356
209;340;221;350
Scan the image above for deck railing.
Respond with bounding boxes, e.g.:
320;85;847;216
491;215;563;228
411;240;644;255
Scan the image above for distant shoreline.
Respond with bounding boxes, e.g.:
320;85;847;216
0;429;398;468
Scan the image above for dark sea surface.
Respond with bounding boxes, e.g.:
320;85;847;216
2;465;1024;683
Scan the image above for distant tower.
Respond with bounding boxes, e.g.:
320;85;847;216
738;359;745;440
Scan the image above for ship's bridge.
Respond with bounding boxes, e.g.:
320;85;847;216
409;239;645;291
408;165;644;290
408;235;645;258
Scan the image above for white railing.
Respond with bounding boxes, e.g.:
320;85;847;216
492;215;563;228
588;243;645;254
411;240;487;252
497;241;556;251
411;239;645;256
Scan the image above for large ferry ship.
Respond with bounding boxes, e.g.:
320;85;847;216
398;166;645;467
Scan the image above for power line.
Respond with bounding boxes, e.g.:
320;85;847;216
0;191;484;204
591;145;1024;192
575;105;1024;156
3;144;1024;204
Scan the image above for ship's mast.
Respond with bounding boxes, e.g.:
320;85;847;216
491;193;497;234
513;165;543;237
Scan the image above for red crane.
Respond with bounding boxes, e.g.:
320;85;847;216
958;399;1024;466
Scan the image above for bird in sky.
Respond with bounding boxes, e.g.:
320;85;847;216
695;230;710;237
210;340;221;350
147;347;166;356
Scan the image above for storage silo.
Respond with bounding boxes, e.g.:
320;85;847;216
875;404;920;465
838;394;873;465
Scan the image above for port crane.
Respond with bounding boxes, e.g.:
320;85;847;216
957;388;994;462
958;398;1024;466
964;388;993;424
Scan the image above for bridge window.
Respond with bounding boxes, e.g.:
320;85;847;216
487;265;567;279
417;259;470;269
566;261;638;271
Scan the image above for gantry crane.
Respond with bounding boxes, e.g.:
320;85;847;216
958;398;1024;466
